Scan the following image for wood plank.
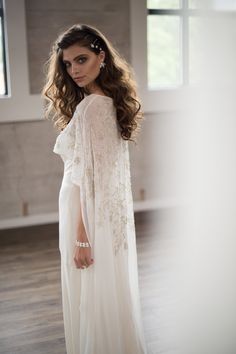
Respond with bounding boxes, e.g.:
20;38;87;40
0;209;176;354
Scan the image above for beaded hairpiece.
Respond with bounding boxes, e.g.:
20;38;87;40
90;38;106;69
90;38;103;51
55;37;103;52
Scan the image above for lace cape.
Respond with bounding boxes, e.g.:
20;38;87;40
53;94;135;255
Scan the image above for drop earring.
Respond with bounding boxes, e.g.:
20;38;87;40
100;62;106;69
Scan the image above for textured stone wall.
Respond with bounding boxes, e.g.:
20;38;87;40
0;120;59;219
25;0;131;93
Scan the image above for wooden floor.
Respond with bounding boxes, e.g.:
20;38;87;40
0;209;177;354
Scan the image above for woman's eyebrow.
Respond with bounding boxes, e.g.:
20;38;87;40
63;54;87;63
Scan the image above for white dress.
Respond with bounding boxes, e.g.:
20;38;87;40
53;93;147;354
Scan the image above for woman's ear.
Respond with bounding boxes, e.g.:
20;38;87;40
99;50;105;62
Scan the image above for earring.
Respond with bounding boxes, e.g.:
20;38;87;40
100;62;106;69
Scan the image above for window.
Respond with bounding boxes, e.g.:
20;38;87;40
131;0;236;112
213;0;236;11
147;0;200;89
0;0;7;95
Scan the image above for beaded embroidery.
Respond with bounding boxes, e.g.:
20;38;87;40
53;95;135;255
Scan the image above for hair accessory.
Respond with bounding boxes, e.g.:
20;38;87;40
90;38;102;51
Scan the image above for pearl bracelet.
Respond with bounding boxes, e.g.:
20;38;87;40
75;240;91;248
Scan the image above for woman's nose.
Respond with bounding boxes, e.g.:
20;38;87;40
71;63;80;75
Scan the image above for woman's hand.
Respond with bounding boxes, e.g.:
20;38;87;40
73;241;94;269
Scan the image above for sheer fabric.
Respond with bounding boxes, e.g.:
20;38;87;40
53;94;147;354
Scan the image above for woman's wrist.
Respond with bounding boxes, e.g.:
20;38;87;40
76;229;89;243
75;240;91;247
76;233;89;242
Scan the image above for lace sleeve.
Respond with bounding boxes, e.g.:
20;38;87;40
80;97;132;255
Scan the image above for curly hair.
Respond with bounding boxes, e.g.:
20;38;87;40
41;24;144;143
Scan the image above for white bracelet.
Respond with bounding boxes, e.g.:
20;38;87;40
75;240;91;248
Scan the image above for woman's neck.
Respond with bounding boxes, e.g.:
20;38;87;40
83;83;105;96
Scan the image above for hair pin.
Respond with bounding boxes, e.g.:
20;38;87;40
90;39;102;51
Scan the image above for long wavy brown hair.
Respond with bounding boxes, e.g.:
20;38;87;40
42;24;144;143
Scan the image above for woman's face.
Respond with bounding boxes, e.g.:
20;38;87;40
62;43;105;89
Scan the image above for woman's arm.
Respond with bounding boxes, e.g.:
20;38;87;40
76;206;89;242
74;206;93;269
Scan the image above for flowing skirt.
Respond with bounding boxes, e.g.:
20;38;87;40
58;161;147;354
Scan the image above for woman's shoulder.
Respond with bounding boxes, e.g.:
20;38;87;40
85;93;113;102
74;94;115;125
71;94;116;134
75;93;113;113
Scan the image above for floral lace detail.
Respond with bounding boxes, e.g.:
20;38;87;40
53;114;77;159
96;181;132;254
53;108;84;185
53;95;136;256
84;99;134;255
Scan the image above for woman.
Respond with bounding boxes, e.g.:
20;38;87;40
42;24;147;354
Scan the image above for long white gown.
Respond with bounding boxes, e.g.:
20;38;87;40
53;93;147;354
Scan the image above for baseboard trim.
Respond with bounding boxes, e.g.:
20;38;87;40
0;198;185;230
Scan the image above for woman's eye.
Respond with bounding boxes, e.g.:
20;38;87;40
64;58;87;68
78;57;87;64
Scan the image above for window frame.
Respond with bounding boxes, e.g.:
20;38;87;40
148;3;187;88
0;0;8;95
147;1;203;89
0;0;43;123
130;0;199;113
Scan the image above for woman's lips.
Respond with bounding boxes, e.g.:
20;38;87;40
74;76;85;82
